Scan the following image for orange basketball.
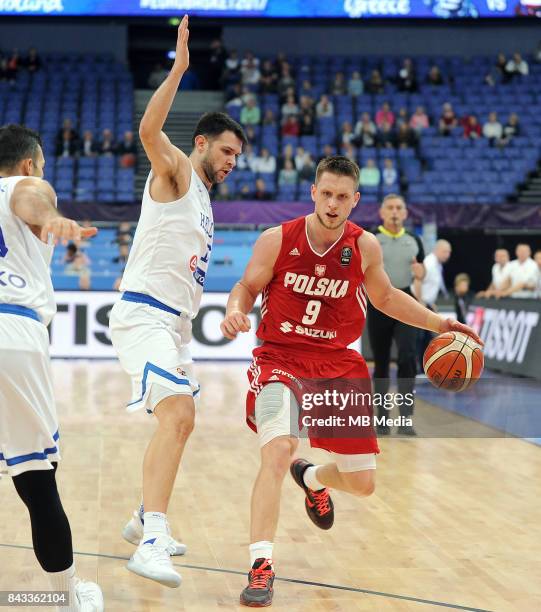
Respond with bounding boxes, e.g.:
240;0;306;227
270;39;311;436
423;331;484;392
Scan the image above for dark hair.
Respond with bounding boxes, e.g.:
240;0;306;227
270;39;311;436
315;155;360;186
0;124;42;170
191;112;247;148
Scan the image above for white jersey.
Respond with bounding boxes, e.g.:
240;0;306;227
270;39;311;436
120;165;213;319
0;176;56;326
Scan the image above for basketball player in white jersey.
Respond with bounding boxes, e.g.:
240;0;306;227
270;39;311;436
109;15;246;587
0;124;103;611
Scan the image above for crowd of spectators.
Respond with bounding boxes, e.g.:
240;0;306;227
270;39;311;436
55;118;138;167
214;48;534;201
0;47;41;83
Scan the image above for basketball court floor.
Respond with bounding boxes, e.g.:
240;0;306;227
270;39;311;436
1;360;540;612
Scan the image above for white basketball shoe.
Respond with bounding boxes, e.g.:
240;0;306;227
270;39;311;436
126;535;182;588
74;578;104;612
122;510;187;556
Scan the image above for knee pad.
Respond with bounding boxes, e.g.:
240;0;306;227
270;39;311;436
255;383;299;447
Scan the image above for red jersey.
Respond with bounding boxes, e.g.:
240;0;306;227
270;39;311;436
257;216;367;355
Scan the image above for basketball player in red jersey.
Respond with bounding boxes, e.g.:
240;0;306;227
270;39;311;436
221;156;481;607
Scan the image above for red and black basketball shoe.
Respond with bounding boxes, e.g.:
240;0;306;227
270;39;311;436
290;458;334;530
240;558;275;607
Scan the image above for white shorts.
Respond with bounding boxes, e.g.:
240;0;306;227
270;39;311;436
0;313;60;477
109;297;200;414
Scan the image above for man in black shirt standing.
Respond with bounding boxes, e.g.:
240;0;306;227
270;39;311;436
367;194;425;435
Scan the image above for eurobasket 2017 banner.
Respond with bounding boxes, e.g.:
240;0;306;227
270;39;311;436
1;0;540;18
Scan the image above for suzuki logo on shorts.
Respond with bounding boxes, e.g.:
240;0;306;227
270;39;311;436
280;321;293;333
189;255;197;273
314;264;326;277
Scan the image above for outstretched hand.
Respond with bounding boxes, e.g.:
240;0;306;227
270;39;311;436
40;218;98;245
174;15;190;74
439;317;483;346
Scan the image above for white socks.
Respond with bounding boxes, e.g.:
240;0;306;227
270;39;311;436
142;511;168;542
46;563;79;612
249;541;274;567
303;465;325;491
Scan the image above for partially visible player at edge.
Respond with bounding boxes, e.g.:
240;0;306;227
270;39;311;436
220;156;482;607
108;15;246;588
0;124;103;612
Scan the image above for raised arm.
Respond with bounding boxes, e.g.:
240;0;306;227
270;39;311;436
220;226;282;340
138;15;191;184
359;231;482;343
11;178;97;243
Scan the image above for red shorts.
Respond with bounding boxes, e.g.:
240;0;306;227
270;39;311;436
246;345;379;455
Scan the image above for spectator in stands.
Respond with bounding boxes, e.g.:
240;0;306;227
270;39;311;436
315;94;334;118
347;71;364;97
253;177;273;201
56;118;79;152
382;158;398;187
113;243;130;266
534;41;541;63
225;82;243;106
300;113;315;136
498;244;538;298
237;143;257;171
485;53;511;86
148;63;169;88
342;143;357;163
262;108;277;126
375;102;395;128
377;121;397;149
506;52;529;77
64;243;91;277
534;250;541;298
397;58;417;92
239;184;252;200
278;159;298;187
366;69;384;94
439;103;457;136
241;55;261;86
7;49;20;79
215;183;234;201
359;159;381;187
419;240;451;309
340;121;355;149
278;143;294;171
299;95;315;119
0;58;10;82
396;107;410;128
463;115;482;139
453;273;474;324
354;112;377;148
501;112;521;146
79;131;98;157
477;248;510;298
427;65;444;86
98;129;115;156
240;97;261;125
281;94;299;120
482;112;503;145
298;153;316;181
114;222;134;246
299;79;314;100
278;63;295;100
56;129;77;158
318;144;335;164
331;72;346;95
116;131;138;167
253;147;276;175
260;59;278;93
25;47;41;73
294;146;310;171
410;106;429;133
208;39;226;88
396;123;417;149
244;125;257;145
281;115;300;137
